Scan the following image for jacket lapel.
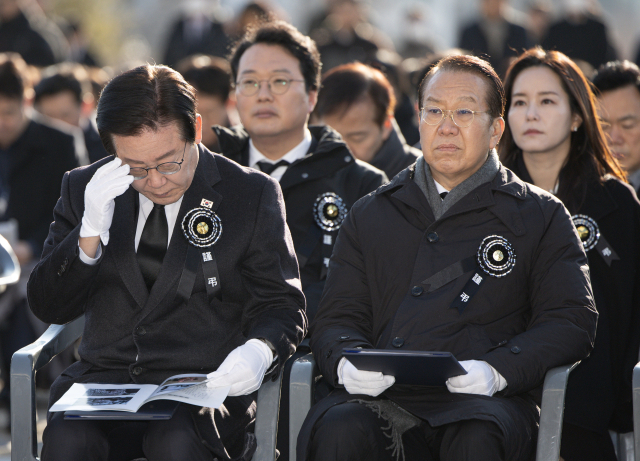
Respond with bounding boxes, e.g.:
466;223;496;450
143;146;223;313
111;186;149;308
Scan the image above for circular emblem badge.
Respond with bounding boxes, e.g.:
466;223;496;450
571;214;600;252
182;207;222;247
314;192;348;232
477;235;516;278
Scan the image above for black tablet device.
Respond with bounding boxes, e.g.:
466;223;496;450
342;349;467;386
64;400;180;420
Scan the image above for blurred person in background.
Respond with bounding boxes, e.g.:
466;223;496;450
500;48;640;461
224;1;277;44
178;54;234;152
60;18;99;67
0;53;78;404
459;0;531;76
542;0;616;71
313;62;420;179
34;63;109;164
525;0;552;45
592;61;640;195
163;0;230;69
0;0;56;66
368;50;420;146
309;0;393;73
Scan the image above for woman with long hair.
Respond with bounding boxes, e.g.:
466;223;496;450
500;47;640;461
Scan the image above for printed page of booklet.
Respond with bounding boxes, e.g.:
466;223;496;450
50;374;230;412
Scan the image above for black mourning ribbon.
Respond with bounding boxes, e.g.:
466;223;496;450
137;203;168;291
256;160;289;175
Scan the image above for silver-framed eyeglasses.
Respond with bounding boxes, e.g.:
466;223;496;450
128;143;187;180
235;76;305;96
420;106;489;128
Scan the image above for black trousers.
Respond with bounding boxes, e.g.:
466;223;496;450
43;404;216;461
308;402;508;461
560;423;618;461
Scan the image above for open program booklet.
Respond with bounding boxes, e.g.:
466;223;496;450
50;374;230;413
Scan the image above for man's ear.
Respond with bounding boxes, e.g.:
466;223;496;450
382;116;394;140
489;117;505;150
307;89;318;114
195;114;203;144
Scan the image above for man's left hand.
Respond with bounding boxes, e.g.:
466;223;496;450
446;360;507;397
205;339;274;396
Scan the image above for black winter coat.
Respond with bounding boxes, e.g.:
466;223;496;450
510;155;640;433
213;125;387;320
299;163;597;460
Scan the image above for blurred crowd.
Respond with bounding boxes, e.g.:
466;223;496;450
1;0;640;459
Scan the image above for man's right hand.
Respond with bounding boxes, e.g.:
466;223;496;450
80;158;134;246
338;357;395;397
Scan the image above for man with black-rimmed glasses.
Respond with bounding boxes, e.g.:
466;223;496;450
215;20;387;323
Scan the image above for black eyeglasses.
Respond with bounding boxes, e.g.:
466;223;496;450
128;143;187;180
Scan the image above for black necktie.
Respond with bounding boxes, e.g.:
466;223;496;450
256;160;289;175
137;204;168;291
440;191;449;200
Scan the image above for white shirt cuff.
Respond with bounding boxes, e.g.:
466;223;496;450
78;242;102;265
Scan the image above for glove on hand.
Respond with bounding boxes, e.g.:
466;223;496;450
206;339;274;396
338;357;395;397
80;158;134;245
446;360;507;397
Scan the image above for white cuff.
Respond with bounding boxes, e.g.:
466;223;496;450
246;338;275;365
78;242;102;265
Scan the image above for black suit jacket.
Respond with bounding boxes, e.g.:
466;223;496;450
28;146;307;407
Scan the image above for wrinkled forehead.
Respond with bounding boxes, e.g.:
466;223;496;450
423;70;490;108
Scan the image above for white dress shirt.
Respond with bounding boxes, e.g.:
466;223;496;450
79;193;183;265
248;129;312;182
434;179;449;196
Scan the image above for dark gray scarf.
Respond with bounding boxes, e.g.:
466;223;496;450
414;149;500;220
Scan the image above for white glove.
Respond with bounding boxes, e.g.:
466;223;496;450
338;357;395;397
205;339;274;396
80;158;134;245
446;360;507;397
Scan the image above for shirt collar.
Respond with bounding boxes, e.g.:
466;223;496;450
433;179;449;195
248;128;312;168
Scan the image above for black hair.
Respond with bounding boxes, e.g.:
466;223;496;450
592;60;640;95
34;72;83;105
229;20;321;93
0;53;26;100
314;62;395;126
178;55;232;102
96;64;196;156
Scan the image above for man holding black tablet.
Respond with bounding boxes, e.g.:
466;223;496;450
298;55;597;461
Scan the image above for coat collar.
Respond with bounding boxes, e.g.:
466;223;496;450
377;163;528;236
213;124;356;190
110;145;223;310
